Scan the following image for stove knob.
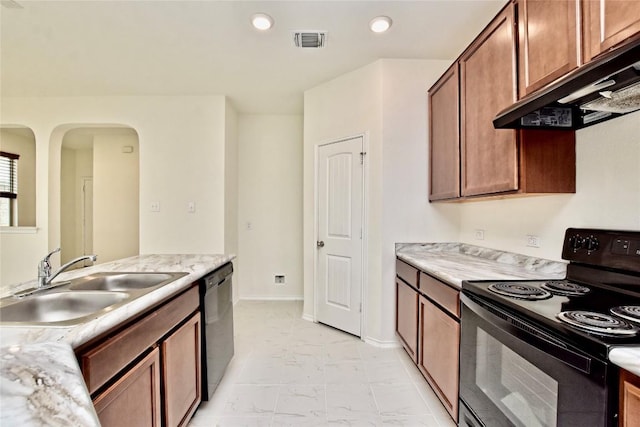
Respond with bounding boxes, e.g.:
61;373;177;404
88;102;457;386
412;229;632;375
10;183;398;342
569;235;583;251
583;236;599;251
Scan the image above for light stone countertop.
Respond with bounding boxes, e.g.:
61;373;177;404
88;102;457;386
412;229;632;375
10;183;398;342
395;242;567;288
0;342;99;427
609;347;640;377
0;254;234;427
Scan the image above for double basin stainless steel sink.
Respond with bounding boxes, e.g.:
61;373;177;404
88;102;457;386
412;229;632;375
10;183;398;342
0;272;187;326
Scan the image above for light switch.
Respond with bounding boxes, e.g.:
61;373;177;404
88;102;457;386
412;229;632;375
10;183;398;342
150;201;160;212
187;201;196;213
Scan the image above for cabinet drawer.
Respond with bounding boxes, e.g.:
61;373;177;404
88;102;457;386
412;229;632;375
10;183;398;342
420;272;459;318
396;259;419;289
80;286;199;394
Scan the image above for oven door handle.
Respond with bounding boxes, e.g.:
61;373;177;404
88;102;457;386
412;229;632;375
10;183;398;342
461;293;593;374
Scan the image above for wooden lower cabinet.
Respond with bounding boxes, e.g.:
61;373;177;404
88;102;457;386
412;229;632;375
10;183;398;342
620;369;640;427
396;279;419;362
418;295;460;422
93;348;162;427
163;313;201;427
78;286;201;427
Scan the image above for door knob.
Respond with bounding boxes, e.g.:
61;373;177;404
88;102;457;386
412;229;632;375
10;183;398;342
317;241;325;248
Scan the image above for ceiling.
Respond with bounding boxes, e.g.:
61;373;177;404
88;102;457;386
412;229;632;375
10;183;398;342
0;0;505;114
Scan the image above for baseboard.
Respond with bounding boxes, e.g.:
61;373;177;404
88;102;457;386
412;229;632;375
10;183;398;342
239;296;304;301
301;313;314;322
363;335;402;348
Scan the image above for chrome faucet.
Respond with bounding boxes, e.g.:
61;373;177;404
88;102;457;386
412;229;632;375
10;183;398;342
38;248;97;288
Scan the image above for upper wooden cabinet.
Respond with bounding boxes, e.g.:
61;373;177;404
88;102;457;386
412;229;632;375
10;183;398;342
583;0;640;61
517;0;582;96
429;64;460;201
428;2;576;201
460;4;520;196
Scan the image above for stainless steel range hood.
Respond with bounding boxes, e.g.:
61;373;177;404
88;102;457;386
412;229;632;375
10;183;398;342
494;38;640;130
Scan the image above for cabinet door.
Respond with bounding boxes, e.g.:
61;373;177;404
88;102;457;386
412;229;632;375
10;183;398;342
517;0;581;96
620;369;640;427
396;279;418;362
93;348;161;427
418;296;460;422
162;312;201;427
429;64;460;201
584;0;640;61
460;4;519;196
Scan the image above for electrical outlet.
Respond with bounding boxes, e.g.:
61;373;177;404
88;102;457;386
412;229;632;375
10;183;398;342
527;235;541;248
275;275;285;285
246;222;253;230
474;229;485;240
150;201;160;212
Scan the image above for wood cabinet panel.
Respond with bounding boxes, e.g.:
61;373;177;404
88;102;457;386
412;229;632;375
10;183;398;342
80;286;199;394
419;272;459;318
93;348;161;427
517;0;581;96
418;296;460;422
429;64;460;201
396;259;419;289
396;279;419;362
162;312;202;427
620;369;640;427
460;4;519;196
584;0;640;61
519;129;576;193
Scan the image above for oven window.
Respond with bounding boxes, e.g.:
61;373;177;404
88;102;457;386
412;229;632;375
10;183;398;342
475;328;558;427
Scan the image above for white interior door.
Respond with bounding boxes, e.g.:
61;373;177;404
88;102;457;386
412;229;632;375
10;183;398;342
316;136;364;337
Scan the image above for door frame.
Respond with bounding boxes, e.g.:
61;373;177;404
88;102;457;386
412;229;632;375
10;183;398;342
313;133;369;339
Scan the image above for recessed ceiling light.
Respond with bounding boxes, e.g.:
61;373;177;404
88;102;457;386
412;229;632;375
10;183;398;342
370;16;392;33
251;13;274;31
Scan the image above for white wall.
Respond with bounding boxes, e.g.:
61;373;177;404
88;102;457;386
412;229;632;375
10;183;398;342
238;114;303;300
456;110;640;260
224;100;239;302
304;59;457;344
93;133;140;263
0;95;229;291
379;59;461;342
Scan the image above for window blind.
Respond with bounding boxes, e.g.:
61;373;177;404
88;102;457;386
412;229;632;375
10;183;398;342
0;151;19;199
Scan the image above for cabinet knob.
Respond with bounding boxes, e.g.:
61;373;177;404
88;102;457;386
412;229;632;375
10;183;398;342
317;241;325;248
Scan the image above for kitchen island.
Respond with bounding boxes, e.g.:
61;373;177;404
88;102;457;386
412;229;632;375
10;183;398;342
0;254;234;427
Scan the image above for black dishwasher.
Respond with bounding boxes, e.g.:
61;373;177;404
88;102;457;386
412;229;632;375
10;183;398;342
199;262;234;400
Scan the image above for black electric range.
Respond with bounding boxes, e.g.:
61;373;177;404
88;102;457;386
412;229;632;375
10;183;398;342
459;228;640;427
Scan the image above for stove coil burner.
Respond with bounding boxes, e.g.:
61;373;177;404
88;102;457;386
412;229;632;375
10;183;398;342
611;306;640;324
557;310;640;336
540;280;591;296
488;283;552;300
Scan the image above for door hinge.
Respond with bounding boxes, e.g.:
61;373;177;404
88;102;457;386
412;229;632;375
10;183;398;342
360;152;366;165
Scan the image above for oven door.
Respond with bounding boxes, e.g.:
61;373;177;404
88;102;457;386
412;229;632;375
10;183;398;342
459;293;615;427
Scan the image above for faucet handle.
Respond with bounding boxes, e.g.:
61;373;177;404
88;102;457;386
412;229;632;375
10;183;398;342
43;247;61;263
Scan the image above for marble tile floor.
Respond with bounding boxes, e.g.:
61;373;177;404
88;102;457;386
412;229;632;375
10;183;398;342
189;300;457;427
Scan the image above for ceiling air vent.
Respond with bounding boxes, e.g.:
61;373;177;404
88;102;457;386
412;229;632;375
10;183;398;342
293;32;327;48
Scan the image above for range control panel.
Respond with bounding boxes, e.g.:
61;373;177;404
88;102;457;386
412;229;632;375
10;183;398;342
562;228;640;273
